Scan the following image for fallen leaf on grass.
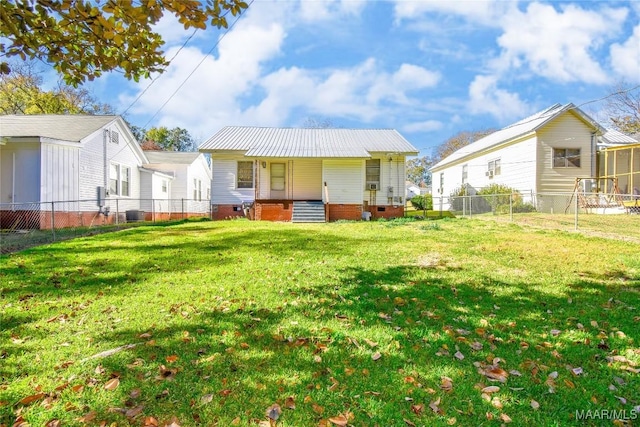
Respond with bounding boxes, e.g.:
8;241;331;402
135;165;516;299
77;411;97;423
285;396;296;409
480;367;509;383
403;419;416;426
411;404;424;415
200;394;213;405
125;405;144;418
481;386;500;394
104;378;120;390
454;351;464;360
328;414;348;426
429;397;443;415
371;352;382;361
531;400;540;410
19;393;46;405
166;354;179;363
45;419;61;427
440;376;453;392
143;416;159;426
499;413;512;423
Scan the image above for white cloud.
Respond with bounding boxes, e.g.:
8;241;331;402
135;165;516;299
402;120;443;133
610;24;640;82
493;3;627;84
393;0;514;27
300;0;366;22
468;75;530;122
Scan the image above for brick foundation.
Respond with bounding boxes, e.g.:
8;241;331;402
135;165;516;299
368;205;404;220
255;200;292;221
211;205;246;220
328;204;362;221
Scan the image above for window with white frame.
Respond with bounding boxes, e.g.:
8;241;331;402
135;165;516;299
161;179;168;193
462;164;468;184
487;159;501;177
553;148;581;168
193;179;202;201
237;161;254;188
109;163;130;196
365;159;381;188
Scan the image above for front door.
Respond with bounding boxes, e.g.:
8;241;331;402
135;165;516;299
270;163;286;199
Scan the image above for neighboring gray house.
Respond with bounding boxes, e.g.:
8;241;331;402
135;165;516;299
200;126;418;222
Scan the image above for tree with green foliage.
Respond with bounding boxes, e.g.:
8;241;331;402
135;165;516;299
0;60;114;114
0;0;249;86
144;126;196;152
406;156;433;186
410;194;433;211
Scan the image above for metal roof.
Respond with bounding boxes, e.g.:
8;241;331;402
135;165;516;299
599;128;639;145
199;127;418;158
431;103;603;171
0;114;118;142
144;151;202;164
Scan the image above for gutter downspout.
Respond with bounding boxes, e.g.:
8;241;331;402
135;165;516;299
12;152;16;204
590;131;596;179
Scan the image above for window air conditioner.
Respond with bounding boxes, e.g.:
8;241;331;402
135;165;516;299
486;171;494;177
367;183;378;191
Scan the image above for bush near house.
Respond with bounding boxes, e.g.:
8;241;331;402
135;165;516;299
450;184;536;214
410;194;433;211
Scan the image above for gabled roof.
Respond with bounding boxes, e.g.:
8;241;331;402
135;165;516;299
431;103;603;171
144;151;203;164
0;114;118;142
199;126;418;158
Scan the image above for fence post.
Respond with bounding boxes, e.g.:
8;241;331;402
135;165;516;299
469;195;472;219
510;193;514;222
51;201;56;241
439;195;443;218
182;199;185;219
116;199;120;228
152;199;155;223
574;188;579;231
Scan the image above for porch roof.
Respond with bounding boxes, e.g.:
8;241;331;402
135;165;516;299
200;126;418;158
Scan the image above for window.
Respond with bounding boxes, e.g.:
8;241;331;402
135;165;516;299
462;164;468;184
121;166;130;196
237;161;254;188
439;172;444;193
193;179;202;201
109;163;130;196
553;148;581;168
162;180;168;193
109;163;119;195
366;159;381;187
488;159;501;177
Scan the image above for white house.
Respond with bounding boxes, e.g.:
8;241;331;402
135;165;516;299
430;103;604;211
0;114;210;229
0;114;147;228
199;126;418;222
405;181;421;200
142;151;212;219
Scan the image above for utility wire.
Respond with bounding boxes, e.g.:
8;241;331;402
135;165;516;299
142;0;254;129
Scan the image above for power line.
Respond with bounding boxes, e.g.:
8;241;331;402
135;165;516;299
142;0;255;129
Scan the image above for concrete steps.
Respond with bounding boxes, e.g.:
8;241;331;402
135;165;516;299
292;201;325;223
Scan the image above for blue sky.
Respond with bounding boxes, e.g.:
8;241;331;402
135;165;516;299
86;0;640;157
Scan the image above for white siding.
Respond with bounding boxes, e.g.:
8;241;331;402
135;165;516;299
538;112;595;193
211;155;255;204
79;120;144;212
0;142;40;205
40;142;80;205
323;159;363;204
140;171;172;213
365;155;406;205
434;135;537;205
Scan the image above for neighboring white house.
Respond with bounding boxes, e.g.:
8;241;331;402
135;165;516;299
0;114;210;228
0;114;147;228
429;103;604;211
142;151;212;218
199;126;418;221
405;181;421;200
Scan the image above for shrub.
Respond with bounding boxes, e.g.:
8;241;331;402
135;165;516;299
411;194;433;210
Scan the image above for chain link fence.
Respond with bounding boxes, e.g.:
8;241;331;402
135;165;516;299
424;190;640;237
0;198;211;254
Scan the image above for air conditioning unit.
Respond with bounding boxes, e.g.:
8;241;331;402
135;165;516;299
367;183;378;191
485;170;494;178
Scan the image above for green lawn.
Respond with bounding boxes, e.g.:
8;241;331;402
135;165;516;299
1;218;639;426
